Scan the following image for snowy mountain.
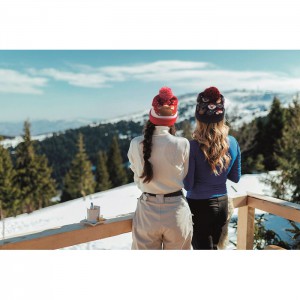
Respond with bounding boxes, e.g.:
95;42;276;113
179;90;296;126
0;119;99;149
0;118;99;137
94;89;297;128
1;89;296;149
0;173;297;250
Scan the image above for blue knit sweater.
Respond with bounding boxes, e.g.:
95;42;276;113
183;135;241;199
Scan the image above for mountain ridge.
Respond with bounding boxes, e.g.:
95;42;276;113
1;89;297;148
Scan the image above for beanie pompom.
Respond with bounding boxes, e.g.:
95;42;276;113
150;86;178;126
202;86;220;101
159;86;174;101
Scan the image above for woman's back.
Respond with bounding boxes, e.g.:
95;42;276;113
184;135;241;199
184;86;241;250
128;87;193;250
128;126;189;194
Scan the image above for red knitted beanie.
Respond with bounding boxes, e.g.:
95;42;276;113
149;87;178;126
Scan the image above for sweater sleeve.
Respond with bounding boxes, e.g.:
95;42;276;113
183;139;190;178
227;140;241;183
127;139;141;189
183;141;195;191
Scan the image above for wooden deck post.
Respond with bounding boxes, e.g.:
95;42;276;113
236;204;255;250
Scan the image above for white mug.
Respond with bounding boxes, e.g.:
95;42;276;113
87;206;100;223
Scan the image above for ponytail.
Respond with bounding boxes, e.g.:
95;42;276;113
140;120;155;183
140;121;176;183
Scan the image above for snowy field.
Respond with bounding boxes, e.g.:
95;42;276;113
0;173;297;250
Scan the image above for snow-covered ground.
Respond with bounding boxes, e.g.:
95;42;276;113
0;173;297;250
0;133;54;149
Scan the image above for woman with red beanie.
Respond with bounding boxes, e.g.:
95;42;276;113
184;87;241;250
128;87;193;250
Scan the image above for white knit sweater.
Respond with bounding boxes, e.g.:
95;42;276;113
127;126;190;194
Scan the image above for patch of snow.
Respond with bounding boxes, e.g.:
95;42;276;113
0;133;53;149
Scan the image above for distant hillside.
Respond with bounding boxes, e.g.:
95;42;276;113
1;89;296;138
30;121;143;188
97;89;297;128
0;118;99;136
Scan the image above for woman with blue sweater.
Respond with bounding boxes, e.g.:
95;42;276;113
184;87;241;250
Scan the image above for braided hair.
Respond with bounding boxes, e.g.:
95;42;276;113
140;120;176;183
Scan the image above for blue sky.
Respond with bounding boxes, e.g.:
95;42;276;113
1;50;300;122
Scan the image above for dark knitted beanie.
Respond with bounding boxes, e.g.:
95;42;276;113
195;86;225;124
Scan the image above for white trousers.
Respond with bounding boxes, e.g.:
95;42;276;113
132;193;193;250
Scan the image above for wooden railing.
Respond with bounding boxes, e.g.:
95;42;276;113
1;193;300;250
237;192;300;249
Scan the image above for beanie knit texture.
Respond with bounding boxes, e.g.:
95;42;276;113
195;86;225;124
149;87;178;126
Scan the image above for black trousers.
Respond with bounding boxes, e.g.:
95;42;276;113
187;195;228;250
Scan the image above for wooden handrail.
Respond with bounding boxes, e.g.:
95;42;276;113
0;193;299;250
0;213;133;250
247;192;300;223
237;192;300;250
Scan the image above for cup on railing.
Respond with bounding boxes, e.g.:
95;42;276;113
87;205;100;223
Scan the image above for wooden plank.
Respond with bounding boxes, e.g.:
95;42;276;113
264;245;286;250
247;194;300;223
231;194;248;208
0;213;133;250
236;206;255;250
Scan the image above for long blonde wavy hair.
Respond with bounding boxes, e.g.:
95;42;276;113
192;119;231;175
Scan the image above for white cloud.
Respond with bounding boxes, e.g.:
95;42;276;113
28;60;213;88
26;60;300;92
0;69;47;94
28;68;112;88
172;70;300;92
99;60;212;75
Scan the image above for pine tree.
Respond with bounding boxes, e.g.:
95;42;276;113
181;120;192;140
34;155;57;209
231;119;259;174
95;151;112;192
15;121;57;213
15;121;39;213
263;97;285;170
0;145;19;217
270;100;300;203
107;136;128;187
265;97;300;249
61;133;95;202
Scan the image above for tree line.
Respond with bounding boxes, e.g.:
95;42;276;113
228;96;300;203
0;121;129;218
33;120;142;188
0;121;57;218
229;96;300;249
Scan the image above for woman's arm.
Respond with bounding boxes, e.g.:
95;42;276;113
227;142;241;183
